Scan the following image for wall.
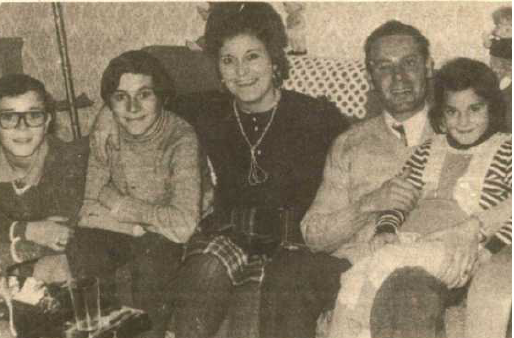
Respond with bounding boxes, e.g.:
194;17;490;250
294;1;508;64
0;1;508;139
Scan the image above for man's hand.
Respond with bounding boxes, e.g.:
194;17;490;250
421;218;481;288
360;168;420;213
469;248;493;277
25;216;74;252
91;104;120;163
370;232;399;252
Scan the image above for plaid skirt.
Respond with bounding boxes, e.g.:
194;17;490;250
183;231;270;286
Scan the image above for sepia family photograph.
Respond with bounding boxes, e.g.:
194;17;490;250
0;1;511;338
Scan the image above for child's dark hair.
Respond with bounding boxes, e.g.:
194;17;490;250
429;57;506;135
101;50;175;105
204;2;289;87
0;73;55;132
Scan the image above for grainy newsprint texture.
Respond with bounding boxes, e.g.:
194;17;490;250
0;1;511;338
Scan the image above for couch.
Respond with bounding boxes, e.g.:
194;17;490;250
135;45;469;338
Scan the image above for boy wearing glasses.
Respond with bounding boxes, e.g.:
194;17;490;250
0;73;88;283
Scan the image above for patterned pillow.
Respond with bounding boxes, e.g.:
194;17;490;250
283;55;370;119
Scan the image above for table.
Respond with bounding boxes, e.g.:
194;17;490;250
1;277;150;338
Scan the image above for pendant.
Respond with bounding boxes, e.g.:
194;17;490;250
249;163;269;186
248;149;269;186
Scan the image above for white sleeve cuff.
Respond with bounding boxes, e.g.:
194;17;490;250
10;237;23;263
9;221;18;241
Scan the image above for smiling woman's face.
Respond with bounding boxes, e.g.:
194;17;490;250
218;33;276;112
109;73;162;136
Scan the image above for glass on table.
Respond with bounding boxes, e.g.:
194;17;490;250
68;277;101;333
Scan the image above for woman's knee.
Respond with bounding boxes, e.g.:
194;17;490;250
184;254;228;279
173;254;232;336
175;254;232;297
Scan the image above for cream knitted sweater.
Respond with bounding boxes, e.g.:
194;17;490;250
79;111;202;243
301;114;434;259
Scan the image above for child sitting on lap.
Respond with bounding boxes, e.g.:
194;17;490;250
328;58;511;338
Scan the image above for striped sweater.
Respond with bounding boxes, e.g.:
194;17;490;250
376;133;512;254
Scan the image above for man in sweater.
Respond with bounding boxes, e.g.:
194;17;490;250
260;20;435;338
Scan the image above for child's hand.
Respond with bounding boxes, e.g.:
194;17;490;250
469;248;493;277
370;232;399;253
33;254;71;284
25;217;74;252
422;218;481;288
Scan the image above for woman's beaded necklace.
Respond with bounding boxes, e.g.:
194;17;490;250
233;97;279;186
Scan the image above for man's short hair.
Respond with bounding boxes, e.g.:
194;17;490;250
364;20;430;71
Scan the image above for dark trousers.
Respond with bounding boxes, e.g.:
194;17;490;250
370;267;452;338
68;227;183;338
171;253;232;338
260;249;352;338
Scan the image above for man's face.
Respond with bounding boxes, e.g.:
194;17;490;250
368;34;432;121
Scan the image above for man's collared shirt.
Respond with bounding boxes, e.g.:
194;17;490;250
384;104;429;147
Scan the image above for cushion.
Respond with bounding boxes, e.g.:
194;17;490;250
284;56;370;119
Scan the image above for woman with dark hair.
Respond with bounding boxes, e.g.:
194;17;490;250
88;3;348;337
0;73;88;282
168;3;348;337
328;58;511;338
73;50;203;338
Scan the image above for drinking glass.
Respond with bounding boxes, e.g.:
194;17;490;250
68;277;101;332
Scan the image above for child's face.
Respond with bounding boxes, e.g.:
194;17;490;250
0;90;50;158
109;73;162;136
443;88;490;145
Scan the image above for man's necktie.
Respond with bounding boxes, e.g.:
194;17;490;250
392;123;408;146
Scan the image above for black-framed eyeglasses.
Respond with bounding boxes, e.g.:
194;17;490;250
0;111;48;129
